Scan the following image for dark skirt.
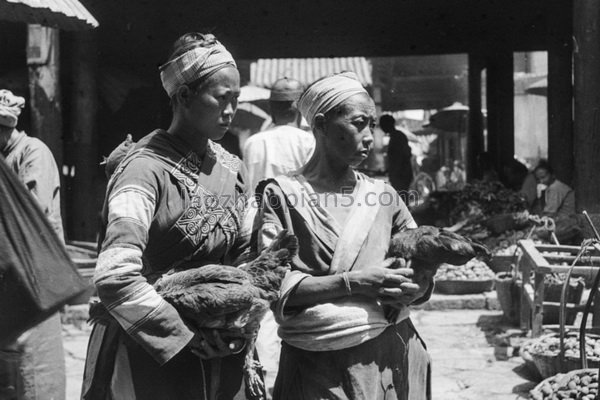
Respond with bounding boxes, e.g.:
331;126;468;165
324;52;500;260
81;320;249;400
273;318;431;400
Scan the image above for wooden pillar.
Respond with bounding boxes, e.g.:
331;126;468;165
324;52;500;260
69;31;99;240
467;53;485;180
574;0;600;213
547;3;574;186
486;50;514;179
26;25;62;166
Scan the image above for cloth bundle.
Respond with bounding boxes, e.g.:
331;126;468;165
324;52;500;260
0;156;87;346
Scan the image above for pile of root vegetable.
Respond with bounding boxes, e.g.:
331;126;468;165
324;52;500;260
434;259;495;281
529;334;600;361
530;370;599;400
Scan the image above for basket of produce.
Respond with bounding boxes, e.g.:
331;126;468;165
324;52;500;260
529;369;598;400
528;332;600;379
434;259;495;295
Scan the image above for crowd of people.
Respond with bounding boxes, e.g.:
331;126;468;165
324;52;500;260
0;29;576;400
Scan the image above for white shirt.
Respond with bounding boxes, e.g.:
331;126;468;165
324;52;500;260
242;125;315;193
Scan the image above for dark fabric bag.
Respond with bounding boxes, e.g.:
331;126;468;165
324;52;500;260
0;156;87;346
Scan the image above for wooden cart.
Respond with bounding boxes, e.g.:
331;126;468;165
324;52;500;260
518;239;600;337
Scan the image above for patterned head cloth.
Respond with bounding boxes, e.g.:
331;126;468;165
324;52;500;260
159;41;237;98
0;89;25;128
296;71;369;128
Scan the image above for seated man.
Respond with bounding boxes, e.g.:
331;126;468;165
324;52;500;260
533;160;575;217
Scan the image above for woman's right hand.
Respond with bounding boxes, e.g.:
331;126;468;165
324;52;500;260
349;257;419;299
187;329;233;360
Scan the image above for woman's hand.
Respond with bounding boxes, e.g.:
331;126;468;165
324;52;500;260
378;261;436;307
349;257;418;299
188;329;233;359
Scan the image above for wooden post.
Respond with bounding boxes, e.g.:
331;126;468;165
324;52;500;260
547;3;573;186
69;31;99;240
467;53;484;180
486;50;514;179
574;0;600;213
26;25;62;166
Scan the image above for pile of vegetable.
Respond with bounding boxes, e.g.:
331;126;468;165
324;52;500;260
434;259;495;281
449;180;529;224
529;334;600;361
530;370;598;400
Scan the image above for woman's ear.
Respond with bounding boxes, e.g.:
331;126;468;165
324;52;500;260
173;85;193;107
313;113;326;136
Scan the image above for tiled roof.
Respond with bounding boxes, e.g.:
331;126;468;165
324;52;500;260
250;57;372;88
1;0;99;30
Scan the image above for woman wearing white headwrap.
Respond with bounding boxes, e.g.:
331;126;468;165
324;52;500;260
82;33;255;400
254;72;432;399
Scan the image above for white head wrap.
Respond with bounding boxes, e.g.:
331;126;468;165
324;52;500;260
0;89;25;128
159;41;237;97
296;71;369;128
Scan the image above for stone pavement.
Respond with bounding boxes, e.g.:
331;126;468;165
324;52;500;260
60;305;539;400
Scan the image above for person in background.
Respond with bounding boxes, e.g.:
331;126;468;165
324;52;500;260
476;151;499;182
504;158;537;208
533;159;575;217
256;72;432;400
242;77;315;193
0;89;66;399
409;156;438;205
450;160;466;190
435;164;452;191
82;32;253;399
242;77;314;398
380;114;413;193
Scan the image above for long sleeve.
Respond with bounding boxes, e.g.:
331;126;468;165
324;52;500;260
93;158;194;365
16;139;64;240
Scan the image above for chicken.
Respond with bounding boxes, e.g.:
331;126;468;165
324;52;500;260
388;225;490;269
153;229;298;400
384;225;490;320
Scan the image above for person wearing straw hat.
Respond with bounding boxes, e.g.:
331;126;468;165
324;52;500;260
254;72;432;400
81;33;257;400
0;89;66;400
242;77;314;194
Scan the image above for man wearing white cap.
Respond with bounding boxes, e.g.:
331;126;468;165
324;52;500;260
242;77;315;194
0;89;65;399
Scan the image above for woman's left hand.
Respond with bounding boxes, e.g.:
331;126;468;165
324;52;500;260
378;263;435;306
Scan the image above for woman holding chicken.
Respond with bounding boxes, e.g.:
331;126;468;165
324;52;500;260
255;72;433;400
82;33;257;399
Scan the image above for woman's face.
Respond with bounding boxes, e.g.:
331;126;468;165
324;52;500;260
186;67;240;141
320;93;376;167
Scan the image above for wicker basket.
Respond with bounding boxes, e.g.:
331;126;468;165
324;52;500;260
529;332;600;379
529;372;567;399
529;369;598;400
434;279;494;295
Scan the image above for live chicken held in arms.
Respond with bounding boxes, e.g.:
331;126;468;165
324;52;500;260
388;225;491;274
154;230;298;399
